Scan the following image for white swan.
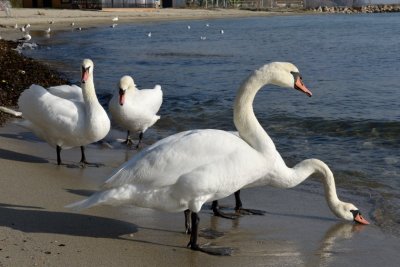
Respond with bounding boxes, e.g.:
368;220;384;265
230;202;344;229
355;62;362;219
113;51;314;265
18;59;110;165
47;84;84;102
108;75;162;148
66;62;368;255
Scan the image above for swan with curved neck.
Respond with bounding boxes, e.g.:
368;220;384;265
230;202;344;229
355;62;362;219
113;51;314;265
17;59;110;165
67;62;368;256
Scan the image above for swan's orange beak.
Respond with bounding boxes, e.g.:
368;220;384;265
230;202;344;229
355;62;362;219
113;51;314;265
354;213;370;225
295;77;312;97
119;88;125;106
81;67;89;83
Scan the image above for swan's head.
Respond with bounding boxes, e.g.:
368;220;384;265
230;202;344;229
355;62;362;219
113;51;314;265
335;202;369;225
118;75;136;106
263;62;312;97
81;59;94;84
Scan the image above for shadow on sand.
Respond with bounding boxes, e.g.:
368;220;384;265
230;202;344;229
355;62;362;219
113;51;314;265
0;203;137;239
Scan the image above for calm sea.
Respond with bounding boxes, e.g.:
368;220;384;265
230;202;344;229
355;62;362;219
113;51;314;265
24;13;400;235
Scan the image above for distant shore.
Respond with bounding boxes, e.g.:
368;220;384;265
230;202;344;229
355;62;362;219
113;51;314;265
0;7;305;41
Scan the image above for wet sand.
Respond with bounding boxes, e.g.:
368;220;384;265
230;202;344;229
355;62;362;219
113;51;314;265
0;121;399;266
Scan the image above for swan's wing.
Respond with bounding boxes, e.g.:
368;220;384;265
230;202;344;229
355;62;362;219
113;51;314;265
18;85;83;138
132;85;163;115
102;129;260;189
47;84;83;102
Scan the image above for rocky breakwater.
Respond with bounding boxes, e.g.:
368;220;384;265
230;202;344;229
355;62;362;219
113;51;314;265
310;4;400;14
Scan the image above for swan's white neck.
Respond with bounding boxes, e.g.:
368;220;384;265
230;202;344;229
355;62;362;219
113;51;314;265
280;159;343;218
233;68;276;154
82;75;100;107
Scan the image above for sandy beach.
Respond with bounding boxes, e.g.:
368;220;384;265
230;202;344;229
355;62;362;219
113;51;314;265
1;7;400;267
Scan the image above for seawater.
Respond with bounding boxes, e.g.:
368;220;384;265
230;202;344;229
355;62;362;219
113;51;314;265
24;13;400;235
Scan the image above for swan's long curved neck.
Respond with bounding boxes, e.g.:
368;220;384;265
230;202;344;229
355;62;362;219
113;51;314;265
281;158;342;216
233;68;276;154
82;75;100;107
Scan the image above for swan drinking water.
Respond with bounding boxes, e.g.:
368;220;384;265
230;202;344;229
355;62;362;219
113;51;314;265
17;59;110;165
67;62;368;255
109;76;162;148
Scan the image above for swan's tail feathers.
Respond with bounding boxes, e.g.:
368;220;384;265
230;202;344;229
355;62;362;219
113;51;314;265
0;106;22;117
65;186;133;211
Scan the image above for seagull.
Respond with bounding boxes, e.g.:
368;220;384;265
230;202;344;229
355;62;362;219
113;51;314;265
111;23;118;28
200;36;206;40
14;23;18;29
18;33;32;42
71;22;75;27
147;32;152;38
45;27;51;34
187;25;191;30
112;16;118;22
205;23;210;27
24;24;31;29
220;29;224;34
20;26;26;32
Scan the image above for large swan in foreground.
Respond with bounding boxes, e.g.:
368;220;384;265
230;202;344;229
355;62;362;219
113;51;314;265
18;59;110;165
66;62;369;255
109;75;162;148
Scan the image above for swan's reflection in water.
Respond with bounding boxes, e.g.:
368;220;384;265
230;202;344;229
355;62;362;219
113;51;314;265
203;214;366;265
308;222;366;267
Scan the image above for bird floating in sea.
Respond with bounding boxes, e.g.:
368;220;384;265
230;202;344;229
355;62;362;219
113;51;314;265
111;23;118;28
200;36;206;40
187;25;191;30
45;27;51;34
220;29;224;34
147;32;152;38
18;33;31;42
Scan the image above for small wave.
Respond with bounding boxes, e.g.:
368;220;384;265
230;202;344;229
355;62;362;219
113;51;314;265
266;116;400;146
147;51;231;58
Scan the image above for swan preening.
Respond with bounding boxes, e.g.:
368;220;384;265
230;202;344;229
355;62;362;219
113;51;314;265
17;59;110;165
67;62;368;255
109;75;163;148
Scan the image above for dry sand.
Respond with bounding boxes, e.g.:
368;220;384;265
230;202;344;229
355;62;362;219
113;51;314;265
0;7;399;267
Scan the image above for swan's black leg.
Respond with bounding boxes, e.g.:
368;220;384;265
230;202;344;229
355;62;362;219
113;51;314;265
80;146;103;167
135;132;143;149
56;145;62;165
212;200;238;219
234;190;266;215
187;212;233;256
184;209;192;234
123;130;132;145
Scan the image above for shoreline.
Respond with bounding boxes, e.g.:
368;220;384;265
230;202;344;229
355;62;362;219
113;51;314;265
0;8;306;41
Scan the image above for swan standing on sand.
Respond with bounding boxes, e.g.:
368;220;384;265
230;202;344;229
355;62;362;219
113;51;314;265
18;59;110;165
109;76;162;148
67;62;368;256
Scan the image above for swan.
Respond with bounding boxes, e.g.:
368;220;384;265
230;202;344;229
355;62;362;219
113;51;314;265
66;62;369;256
108;75;162;148
47;84;84;102
17;59;110;165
